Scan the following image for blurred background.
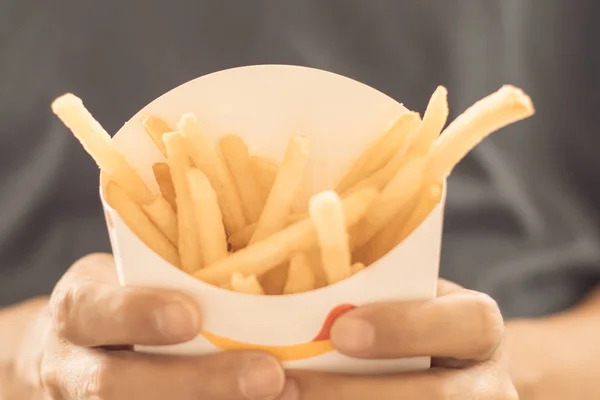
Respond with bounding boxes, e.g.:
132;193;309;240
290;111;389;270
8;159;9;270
0;1;599;394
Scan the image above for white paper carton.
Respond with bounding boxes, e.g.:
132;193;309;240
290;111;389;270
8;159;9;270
100;65;445;374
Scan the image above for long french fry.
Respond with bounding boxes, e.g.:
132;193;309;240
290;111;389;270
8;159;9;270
141;195;179;245
152;163;177;211
428;85;534;180
228;213;306;250
346;86;448;194
219;135;264;223
179;114;246;234
335;111;421;193
52;94;153;205
250;155;278;197
164;132;203;274
104;181;180;267
405;86;449;159
250;135;310;244
142;116;172;158
195;188;377;285
353;156;428;248
395;182;444;243
306;248;327;289
284;253;316;294
231;273;265;295
187;169;229;265
309;191;351;285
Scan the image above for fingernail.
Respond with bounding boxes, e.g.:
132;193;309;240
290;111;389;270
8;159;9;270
331;316;375;353
276;379;299;400
154;301;200;339
239;355;285;400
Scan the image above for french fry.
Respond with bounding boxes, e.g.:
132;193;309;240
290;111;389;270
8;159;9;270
284;253;316;294
250;155;278;197
195;188;377;285
309;191;351;285
104;180;180;267
428;85;534;180
353;156;428;248
351;262;365;275
306;248;327;289
250;135;310;244
179;113;247;233
346;86;448;194
260;264;289;295
219;135;264;223
164;132;203;273
231;273;264;295
152;163;177;211
405;86;449;158
228;213;306;250
187;168;229;265
141;195;179;245
142;116;172;157
395;182;444;243
52;94;153;205
357;191;421;265
335;111;421;193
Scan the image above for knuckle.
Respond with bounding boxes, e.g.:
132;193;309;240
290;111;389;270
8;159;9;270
471;293;504;355
50;281;95;340
81;356;115;399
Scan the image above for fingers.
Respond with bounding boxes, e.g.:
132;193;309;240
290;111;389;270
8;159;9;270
331;290;504;361
49;254;202;347
42;348;288;400
287;368;518;400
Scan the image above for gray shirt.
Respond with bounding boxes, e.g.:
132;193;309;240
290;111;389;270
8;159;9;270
1;0;599;319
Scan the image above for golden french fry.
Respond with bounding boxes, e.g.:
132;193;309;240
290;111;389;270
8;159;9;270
250;136;310;244
187;168;229;265
164;132;203;274
359;194;420;264
260;264;289;295
52;94;153;205
142;116;172;158
195;188;377;286
152;163;177;211
360;182;443;265
249;155;278;197
219;135;264;223
309;191;351;285
284;253;316;294
231;273;264;295
353;156;428;248
335;111;421;193
396;183;444;243
306;248;327;289
179;114;247;234
351;262;365;275
227;213;306;250
346;86;448;194
141;196;178;245
104;180;180;267
429;85;534;180
405;86;449;159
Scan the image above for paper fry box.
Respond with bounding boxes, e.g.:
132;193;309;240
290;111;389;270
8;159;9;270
101;65;445;374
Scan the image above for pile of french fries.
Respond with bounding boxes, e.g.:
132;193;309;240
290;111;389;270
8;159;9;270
51;84;534;295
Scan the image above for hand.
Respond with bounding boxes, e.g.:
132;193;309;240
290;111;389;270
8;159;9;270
281;280;518;400
13;254;289;400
